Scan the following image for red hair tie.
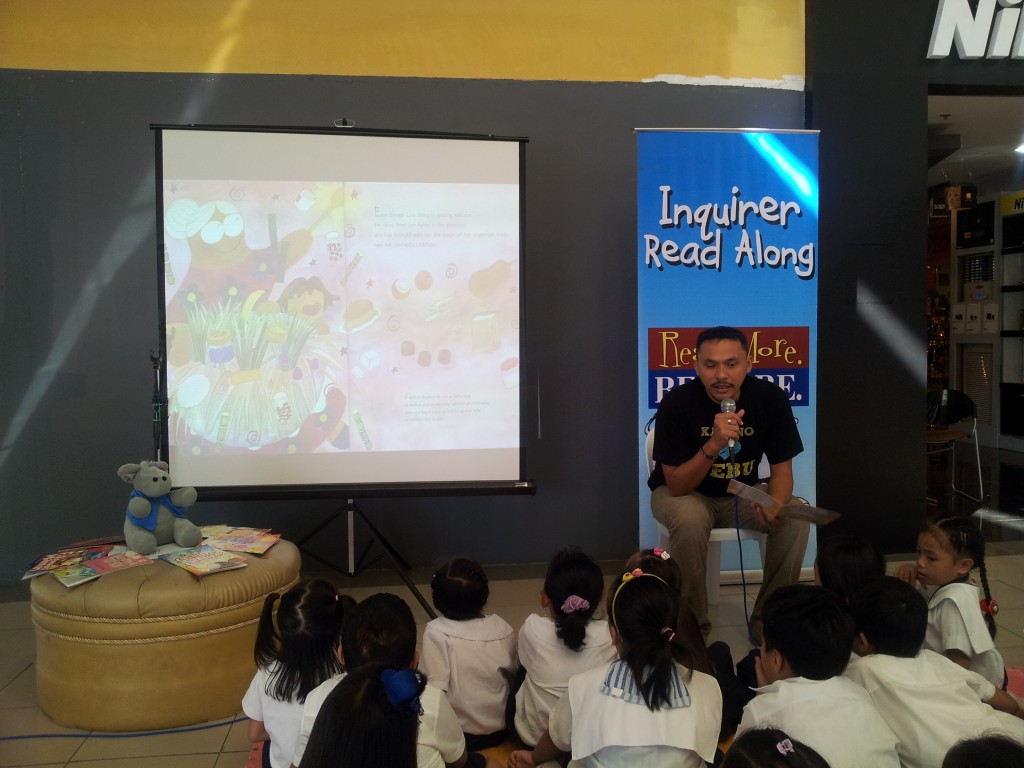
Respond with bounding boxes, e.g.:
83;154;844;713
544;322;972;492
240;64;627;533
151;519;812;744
980;598;999;616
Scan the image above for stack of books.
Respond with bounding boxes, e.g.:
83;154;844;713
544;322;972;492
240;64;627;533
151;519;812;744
24;525;282;587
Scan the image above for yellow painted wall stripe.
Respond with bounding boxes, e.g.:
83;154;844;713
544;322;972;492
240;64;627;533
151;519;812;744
0;0;804;83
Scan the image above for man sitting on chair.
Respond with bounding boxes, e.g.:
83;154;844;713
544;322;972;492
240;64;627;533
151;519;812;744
649;325;809;641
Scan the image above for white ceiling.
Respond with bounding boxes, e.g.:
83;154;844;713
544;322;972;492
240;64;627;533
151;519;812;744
928;94;1024;194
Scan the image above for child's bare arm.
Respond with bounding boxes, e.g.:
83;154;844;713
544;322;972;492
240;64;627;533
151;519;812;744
247;718;270;743
892;564;918;586
943;648;971;670
986;687;1024;718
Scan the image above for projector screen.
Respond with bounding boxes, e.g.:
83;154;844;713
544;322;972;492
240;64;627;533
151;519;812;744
155;126;529;496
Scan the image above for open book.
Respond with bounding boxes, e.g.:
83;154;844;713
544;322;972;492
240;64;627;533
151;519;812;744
726;479;840;526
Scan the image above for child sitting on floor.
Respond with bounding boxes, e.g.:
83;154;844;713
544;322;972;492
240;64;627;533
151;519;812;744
721;727;831;768
514;547;616;750
626;547;749;739
509;568;722;768
242;578;353;768
736;584;900;768
814;533;886;603
845;576;1024;768
421;557;518;751
299;663;425;768
895;515;1005;688
291;592;501;768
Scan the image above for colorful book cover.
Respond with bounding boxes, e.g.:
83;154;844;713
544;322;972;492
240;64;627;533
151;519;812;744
205;530;281;554
201;525;271;538
50;549;152;588
23;546;113;578
159;544;249;576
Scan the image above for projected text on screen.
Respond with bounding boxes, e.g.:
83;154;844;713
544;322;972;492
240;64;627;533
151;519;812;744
158;129;523;490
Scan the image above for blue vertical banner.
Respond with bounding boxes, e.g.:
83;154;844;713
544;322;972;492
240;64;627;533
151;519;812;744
637;129;819;556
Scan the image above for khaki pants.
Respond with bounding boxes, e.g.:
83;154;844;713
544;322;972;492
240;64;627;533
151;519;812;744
651;484;810;640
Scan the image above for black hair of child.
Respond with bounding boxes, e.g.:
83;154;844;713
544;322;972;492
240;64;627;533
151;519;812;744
816;534;886;603
721;727;831;768
430;557;489;621
846;575;928;658
341;592;417;670
300;663;425;768
929;516;997;639
543;547;605;652
625;549;714;676
606;573;697;711
942;734;1024;768
761;584;855;680
253;578;354;704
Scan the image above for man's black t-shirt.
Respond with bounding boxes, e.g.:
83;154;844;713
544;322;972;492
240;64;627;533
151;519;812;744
647;375;803;496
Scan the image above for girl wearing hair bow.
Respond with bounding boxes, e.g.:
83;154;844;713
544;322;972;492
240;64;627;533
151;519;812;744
300;664;425;768
510;568;722;768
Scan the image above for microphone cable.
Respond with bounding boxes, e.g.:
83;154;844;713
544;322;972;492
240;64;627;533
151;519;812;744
729;444;757;646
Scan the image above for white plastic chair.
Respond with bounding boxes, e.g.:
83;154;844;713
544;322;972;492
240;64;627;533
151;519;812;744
645;425;767;605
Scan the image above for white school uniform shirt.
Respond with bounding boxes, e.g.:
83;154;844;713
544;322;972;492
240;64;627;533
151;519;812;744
923;581;1005;688
737;675;900;768
844;650;1024;768
514;614;618;746
241;663;304;768
547;659;722;768
420;613;518;735
291;672;466;768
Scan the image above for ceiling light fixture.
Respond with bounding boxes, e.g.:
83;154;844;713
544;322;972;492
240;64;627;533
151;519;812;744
1017;143;1024;154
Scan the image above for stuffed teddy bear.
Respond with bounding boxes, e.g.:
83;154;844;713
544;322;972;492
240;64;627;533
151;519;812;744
119;460;201;555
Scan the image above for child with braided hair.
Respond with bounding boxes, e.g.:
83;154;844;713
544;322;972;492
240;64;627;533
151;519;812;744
895;515;1005;688
421;557;518;750
509;568;722;768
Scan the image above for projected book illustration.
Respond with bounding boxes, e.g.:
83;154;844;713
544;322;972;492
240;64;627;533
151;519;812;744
157;128;526;492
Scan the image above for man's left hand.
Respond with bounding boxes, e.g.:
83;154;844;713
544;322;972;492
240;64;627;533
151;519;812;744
752;502;780;533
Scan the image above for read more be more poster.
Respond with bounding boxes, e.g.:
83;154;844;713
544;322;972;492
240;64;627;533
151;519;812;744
636;129;819;549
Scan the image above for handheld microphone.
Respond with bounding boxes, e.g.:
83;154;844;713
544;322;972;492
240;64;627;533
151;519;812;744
720;398;737;449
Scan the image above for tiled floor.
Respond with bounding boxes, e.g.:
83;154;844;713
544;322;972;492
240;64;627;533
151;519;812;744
3;448;1024;767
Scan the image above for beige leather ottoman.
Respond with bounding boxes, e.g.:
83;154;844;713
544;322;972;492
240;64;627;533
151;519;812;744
31;539;301;731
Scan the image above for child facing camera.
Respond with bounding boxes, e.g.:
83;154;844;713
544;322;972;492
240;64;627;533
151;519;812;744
737;584;899;768
421;557;518;750
509;569;722;768
721;727;831;768
845;576;1024;768
513;548;617;748
243;578;353;768
895;515;1005;688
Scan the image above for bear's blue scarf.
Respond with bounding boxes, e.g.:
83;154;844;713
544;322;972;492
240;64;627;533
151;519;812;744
125;490;189;532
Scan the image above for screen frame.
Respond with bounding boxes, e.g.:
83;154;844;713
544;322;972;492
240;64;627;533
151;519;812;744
153;123;534;500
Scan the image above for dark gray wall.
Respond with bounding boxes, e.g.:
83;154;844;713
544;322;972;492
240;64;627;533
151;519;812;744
0;71;803;582
809;1;1024;550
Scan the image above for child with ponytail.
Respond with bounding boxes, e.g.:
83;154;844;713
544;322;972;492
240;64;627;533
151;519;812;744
243;578;353;768
895;515;1005;688
299;663;425;768
509;568;722;768
513;548;617;749
627;547;752;737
